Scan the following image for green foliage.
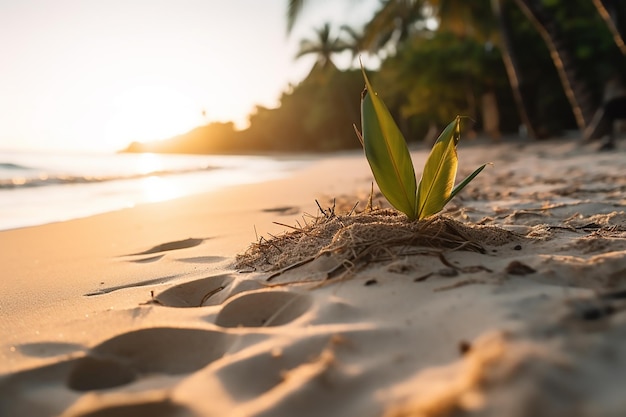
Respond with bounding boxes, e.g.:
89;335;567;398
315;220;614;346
360;67;417;217
245;66;363;152
374;31;513;139
416;119;460;219
358;69;487;221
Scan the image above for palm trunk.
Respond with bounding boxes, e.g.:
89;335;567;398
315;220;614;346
513;0;596;131
592;0;626;55
481;88;501;139
491;0;540;139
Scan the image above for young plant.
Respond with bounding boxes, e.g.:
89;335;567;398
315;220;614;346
355;68;487;221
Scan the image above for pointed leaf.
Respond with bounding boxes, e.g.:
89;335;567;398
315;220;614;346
416;118;460;219
444;163;489;206
360;68;417;219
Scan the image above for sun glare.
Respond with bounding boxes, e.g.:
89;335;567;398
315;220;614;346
1;1;373;153
139;176;183;203
135;153;164;175
102;82;201;149
130;153;187;203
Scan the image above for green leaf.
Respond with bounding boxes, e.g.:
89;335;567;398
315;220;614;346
444;163;489;206
416;117;460;219
360;67;417;219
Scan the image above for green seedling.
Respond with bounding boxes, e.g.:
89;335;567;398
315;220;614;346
355;68;487;221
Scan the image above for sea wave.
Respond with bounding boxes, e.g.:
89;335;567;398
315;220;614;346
0;162;32;170
0;166;217;189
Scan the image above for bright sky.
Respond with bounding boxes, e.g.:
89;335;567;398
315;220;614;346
0;0;377;152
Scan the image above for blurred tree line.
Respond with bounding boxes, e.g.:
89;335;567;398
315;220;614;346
126;0;626;154
124;65;365;153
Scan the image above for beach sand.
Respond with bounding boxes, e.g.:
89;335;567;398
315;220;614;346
1;138;625;417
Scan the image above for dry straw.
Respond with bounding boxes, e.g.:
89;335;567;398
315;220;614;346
236;204;519;282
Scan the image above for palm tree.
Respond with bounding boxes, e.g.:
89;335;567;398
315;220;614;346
592;0;626;55
295;22;351;73
360;0;428;54
289;0;427;53
431;0;508;138
341;25;364;55
432;0;495;41
491;0;539;138
513;0;596;131
295;22;359;127
287;0;307;34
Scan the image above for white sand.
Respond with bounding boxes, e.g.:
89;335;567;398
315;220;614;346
1;139;625;417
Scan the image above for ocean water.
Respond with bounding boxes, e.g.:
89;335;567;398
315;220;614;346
0;150;307;230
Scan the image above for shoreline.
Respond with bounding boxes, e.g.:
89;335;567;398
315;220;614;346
0;152;317;232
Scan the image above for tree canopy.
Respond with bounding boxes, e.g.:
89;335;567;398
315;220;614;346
125;0;626;155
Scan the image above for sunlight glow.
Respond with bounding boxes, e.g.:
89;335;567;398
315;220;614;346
139;176;183;203
135;153;164;175
103;81;201;148
0;0;379;153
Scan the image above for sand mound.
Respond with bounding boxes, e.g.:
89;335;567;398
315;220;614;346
236;209;520;281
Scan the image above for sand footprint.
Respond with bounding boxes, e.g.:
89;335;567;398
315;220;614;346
84;276;180;297
67;327;234;391
154;274;234;307
213;334;332;402
0;328;232;415
15;341;84;358
262;205;300;215
126;238;206;256
215;289;314;328
175;255;226;264
154;274;265;307
121;237;207;263
65;399;195;417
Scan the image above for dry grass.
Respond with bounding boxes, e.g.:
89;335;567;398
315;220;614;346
235;203;520;281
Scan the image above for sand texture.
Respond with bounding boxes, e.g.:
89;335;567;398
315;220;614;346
1;139;625;417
